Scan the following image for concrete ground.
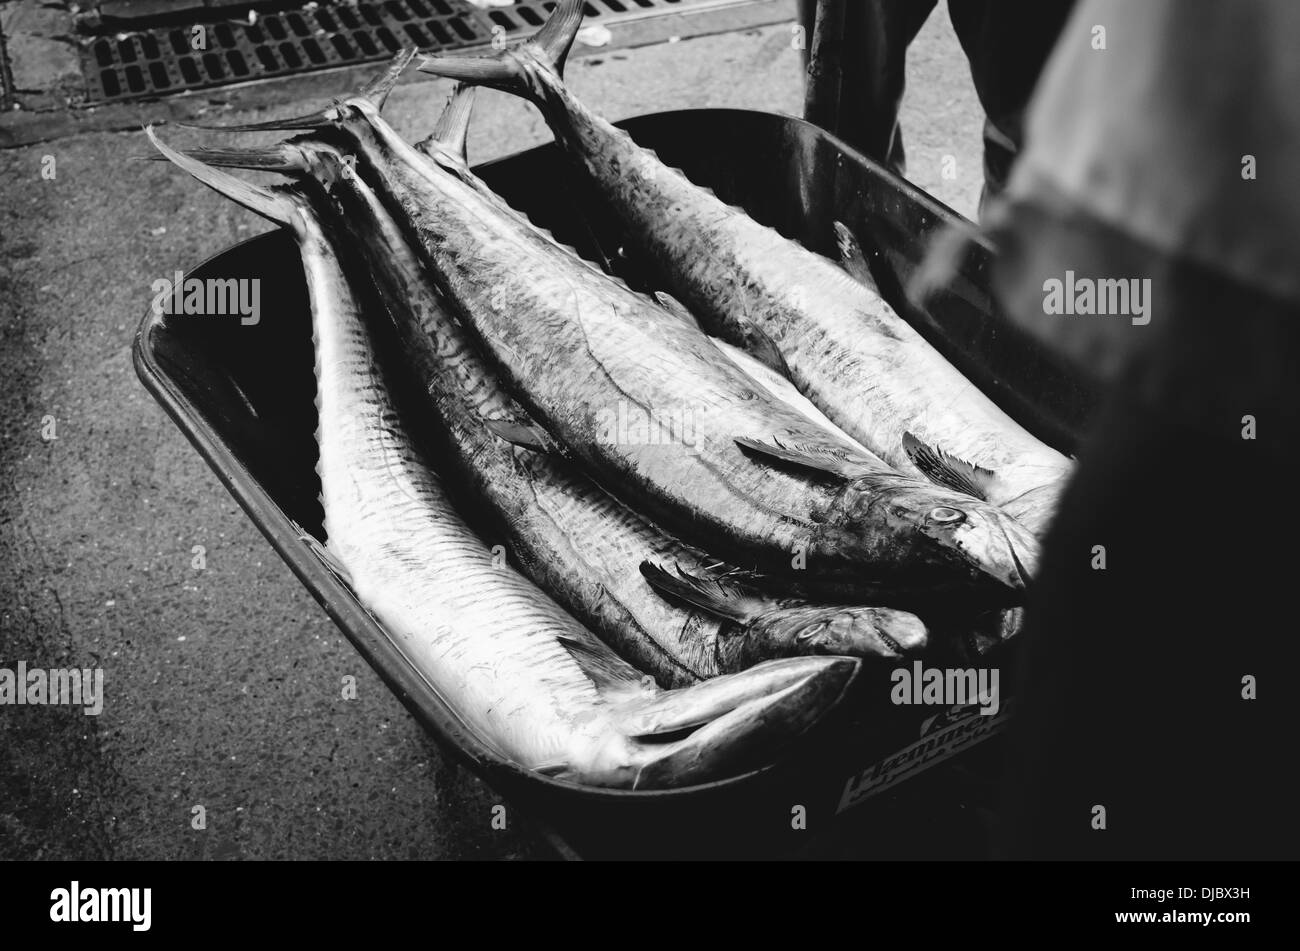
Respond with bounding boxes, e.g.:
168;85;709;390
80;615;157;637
0;7;983;860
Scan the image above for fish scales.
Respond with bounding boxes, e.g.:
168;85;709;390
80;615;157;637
555;83;1070;528
348;115;850;561
325;153;923;683
177;68;1040;600
328;102;1035;600
417;0;1071;536
148;125;866;789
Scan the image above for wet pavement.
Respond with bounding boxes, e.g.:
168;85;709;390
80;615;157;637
0;10;982;859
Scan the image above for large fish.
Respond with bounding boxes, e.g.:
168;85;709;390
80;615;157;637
179;108;930;684
417;0;1073;537
184;70;1040;607
148;129;863;789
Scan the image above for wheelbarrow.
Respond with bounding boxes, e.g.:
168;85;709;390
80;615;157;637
133;107;1098;859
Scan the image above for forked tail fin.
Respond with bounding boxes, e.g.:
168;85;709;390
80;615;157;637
145;126;297;226
176;47;417;132
157;140;316;175
416;0;585;97
416;84;479;165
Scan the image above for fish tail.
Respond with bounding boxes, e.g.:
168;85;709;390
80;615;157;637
417;51;528;97
529;0;587;74
416;84;479;164
146;126;297;226
358;46;420;109
417;0;585;95
620;656;860;789
161;142;313;174
175;47;417;131
164;140;357;193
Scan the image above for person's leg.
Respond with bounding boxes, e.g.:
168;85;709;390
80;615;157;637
946;0;1076;209
799;0;938;174
1000;277;1300;858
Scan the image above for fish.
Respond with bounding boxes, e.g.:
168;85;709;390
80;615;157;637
179;99;931;683
339;141;933;680
639;563;927;673
147;127;864;790
416;0;1073;537
182;62;1040;607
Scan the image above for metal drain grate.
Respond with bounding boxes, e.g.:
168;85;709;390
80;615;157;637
80;0;717;103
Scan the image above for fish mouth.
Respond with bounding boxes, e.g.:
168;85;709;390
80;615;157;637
873;609;929;655
1001;516;1038;589
950;507;1040;599
850;608;928;658
615;656;860;790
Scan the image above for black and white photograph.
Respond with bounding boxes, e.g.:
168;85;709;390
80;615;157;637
0;0;1293;912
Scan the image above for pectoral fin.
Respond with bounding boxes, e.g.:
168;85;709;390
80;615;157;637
484;418;559;455
290;518;354;587
901;431;993;500
639;562;770;624
731;313;791;377
735;435;873;480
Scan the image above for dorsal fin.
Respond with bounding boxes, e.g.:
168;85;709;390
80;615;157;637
652;291;696;324
735;435;875;481
483;418;559;455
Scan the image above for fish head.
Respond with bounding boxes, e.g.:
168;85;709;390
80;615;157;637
629;656;861;790
746;605;928;661
850;477;1040;602
826;607;929;656
559;656;860;789
998;481;1066;539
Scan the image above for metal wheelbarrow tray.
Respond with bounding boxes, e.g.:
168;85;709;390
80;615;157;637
133;108;1097;859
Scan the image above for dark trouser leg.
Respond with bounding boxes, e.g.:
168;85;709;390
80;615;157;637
945;0;1076;207
798;0;937;175
1001;383;1299;858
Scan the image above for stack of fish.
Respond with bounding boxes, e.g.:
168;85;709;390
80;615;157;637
149;0;1068;790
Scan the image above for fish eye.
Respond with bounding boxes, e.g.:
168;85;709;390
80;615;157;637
928;506;965;525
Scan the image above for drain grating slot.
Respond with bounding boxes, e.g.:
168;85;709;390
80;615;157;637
80;0;737;103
